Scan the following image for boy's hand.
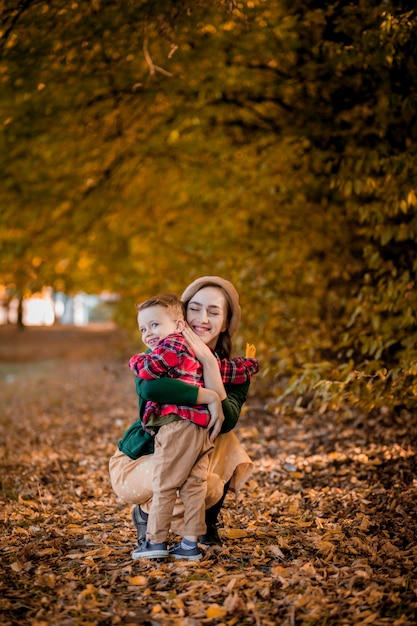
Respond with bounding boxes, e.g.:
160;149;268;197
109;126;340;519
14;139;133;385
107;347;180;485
183;325;216;365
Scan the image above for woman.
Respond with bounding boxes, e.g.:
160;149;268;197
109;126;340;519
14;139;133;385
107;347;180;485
109;276;254;550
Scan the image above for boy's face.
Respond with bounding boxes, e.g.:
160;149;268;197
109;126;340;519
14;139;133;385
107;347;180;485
138;305;183;350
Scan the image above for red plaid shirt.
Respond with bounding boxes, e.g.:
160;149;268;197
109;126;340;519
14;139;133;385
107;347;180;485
128;333;259;427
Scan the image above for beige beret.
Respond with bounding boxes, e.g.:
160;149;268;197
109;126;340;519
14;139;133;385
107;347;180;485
181;276;241;337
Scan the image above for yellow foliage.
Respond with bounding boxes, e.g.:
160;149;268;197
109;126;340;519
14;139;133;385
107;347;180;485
246;343;256;357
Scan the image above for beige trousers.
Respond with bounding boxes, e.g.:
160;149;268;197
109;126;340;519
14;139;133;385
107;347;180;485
146;420;212;542
109;430;253;537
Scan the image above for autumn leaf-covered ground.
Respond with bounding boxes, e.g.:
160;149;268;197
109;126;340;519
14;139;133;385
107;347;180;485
0;325;416;626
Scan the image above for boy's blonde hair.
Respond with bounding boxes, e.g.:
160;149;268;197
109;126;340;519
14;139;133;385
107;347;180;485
136;294;185;322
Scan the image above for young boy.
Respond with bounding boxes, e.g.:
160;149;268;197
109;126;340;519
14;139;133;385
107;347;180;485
127;294;258;561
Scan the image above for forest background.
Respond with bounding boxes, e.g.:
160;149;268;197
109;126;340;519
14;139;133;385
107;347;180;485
1;0;417;413
1;2;417;625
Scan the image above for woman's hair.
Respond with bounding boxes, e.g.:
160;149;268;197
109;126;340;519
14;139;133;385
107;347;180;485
183;282;234;358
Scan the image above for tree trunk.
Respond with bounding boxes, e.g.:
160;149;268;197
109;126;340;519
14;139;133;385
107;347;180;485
16;296;25;329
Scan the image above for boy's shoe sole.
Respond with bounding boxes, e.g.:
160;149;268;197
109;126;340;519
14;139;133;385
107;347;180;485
169;543;203;561
132;540;168;560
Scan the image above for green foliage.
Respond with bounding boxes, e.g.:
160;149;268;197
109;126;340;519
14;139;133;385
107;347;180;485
271;0;417;411
1;0;417;411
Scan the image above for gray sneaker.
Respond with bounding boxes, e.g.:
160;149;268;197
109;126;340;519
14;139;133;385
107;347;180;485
132;540;168;560
169;542;203;561
132;505;148;544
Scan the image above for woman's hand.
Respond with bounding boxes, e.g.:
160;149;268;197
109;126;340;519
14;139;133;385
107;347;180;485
196;387;225;441
207;395;225;441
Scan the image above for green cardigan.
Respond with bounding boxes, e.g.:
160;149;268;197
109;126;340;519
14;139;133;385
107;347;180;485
118;377;250;460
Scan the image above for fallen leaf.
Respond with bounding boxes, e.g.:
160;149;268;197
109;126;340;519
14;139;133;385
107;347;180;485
224;529;250;539
269;545;286;560
127;575;147;586
10;562;22;572
205;604;228;618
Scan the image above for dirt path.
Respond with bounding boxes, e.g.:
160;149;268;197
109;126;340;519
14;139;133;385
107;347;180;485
0;325;416;625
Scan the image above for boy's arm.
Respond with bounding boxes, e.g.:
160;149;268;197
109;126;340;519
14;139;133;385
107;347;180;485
128;353;148;376
129;340;181;380
218;357;259;384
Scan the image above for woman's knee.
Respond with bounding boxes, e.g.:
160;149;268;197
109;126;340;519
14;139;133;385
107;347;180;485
109;451;154;505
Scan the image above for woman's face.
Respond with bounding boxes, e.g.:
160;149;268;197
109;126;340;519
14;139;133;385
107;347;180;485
186;286;228;348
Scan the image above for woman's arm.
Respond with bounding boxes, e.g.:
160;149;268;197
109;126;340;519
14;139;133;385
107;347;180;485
137;377;224;440
182;326;227;400
137;377;250;434
136;377;199;406
221;380;250;433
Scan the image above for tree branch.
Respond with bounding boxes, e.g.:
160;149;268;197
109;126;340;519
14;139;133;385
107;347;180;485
143;27;173;78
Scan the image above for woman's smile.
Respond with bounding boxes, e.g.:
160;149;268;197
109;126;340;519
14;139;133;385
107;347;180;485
192;324;211;335
186;286;228;348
